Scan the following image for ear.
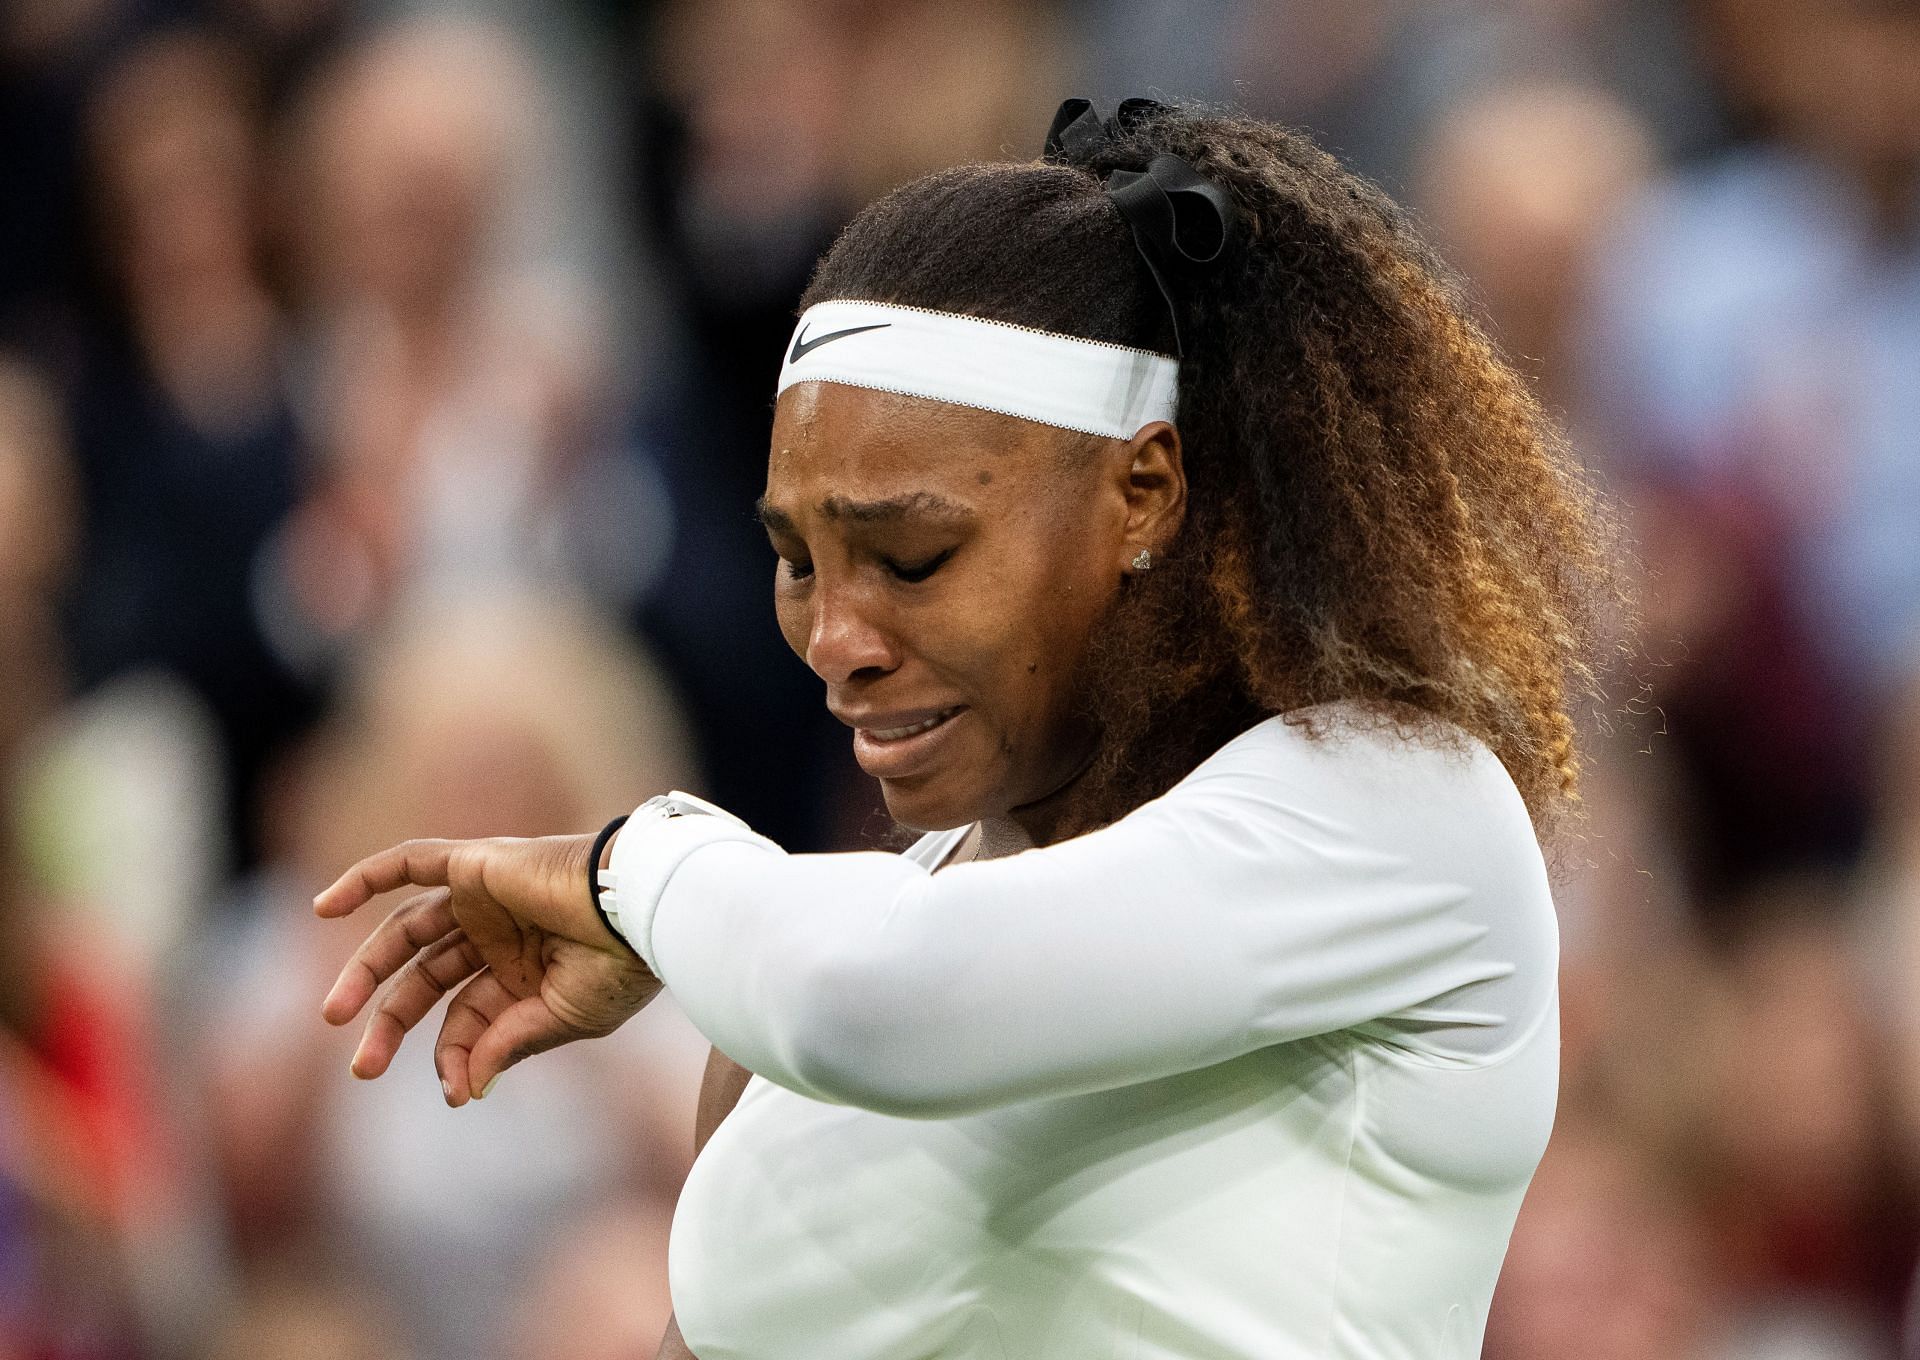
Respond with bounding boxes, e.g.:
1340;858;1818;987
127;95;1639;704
1115;421;1185;573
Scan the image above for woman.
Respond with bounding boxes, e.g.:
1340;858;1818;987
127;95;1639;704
317;98;1625;1359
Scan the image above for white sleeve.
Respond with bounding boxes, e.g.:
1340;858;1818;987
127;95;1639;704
605;720;1557;1118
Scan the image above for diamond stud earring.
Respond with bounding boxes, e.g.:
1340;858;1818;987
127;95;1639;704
1131;547;1153;571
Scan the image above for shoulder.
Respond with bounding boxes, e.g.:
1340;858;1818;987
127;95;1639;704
1185;702;1517;794
1162;703;1539;867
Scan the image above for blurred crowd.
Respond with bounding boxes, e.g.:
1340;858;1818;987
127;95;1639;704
2;0;1919;1356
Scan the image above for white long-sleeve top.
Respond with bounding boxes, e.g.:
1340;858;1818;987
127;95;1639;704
603;706;1560;1360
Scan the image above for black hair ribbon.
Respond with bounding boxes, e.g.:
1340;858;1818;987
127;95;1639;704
1042;97;1236;358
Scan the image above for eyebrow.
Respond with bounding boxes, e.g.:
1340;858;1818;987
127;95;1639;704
755;491;976;534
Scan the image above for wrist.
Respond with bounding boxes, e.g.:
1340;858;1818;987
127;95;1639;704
587;814;634;953
598;792;773;971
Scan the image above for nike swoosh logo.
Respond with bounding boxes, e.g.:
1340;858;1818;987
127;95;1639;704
789;322;891;363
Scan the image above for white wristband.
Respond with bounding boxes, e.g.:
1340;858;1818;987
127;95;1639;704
598;791;774;972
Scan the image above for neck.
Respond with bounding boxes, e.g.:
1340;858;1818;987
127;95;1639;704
965;817;1036;861
1000;734;1102;848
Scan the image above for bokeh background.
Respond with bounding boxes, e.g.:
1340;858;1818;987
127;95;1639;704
3;0;1920;1356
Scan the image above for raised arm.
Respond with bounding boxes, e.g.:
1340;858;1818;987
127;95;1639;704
608;723;1555;1119
316;723;1552;1117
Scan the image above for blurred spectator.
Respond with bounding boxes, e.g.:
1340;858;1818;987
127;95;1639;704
2;354;229;1358
1485;1124;1730;1360
1860;671;1920;1353
204;1266;413;1360
192;592;703;1360
1413;81;1657;413
1577;0;1920;883
265;17;664;672
0;354;149;1357
505;1199;676;1360
1568;0;1920;902
1077;0;1721;194
62;27;317;876
0;0;135;367
0;358;77;766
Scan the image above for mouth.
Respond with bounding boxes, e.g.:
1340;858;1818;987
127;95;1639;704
866;707;964;741
848;705;968;779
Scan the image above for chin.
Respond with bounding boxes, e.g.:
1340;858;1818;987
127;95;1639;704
877;776;990;834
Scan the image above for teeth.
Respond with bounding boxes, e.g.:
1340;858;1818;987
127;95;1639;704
870;708;958;741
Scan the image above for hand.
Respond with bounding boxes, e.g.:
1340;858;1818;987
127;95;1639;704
314;832;662;1105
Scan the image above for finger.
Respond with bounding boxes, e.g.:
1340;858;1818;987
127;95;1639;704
313;838;460;918
323;887;455;1025
435;969;519;1107
349;928;486;1080
467;994;581;1098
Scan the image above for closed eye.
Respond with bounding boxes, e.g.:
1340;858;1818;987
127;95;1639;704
780;557;814;582
887;549;954;584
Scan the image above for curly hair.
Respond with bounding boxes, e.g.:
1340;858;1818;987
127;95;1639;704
799;102;1631;840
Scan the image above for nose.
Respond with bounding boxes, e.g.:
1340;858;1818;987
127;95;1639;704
804;581;900;685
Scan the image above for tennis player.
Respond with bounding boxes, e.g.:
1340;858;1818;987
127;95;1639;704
316;98;1624;1359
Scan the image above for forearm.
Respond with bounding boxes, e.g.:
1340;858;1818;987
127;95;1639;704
640;831;1264;1117
611;747;1521;1118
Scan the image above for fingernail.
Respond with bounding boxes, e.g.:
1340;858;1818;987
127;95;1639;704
478;1074;500;1100
441;1079;454;1104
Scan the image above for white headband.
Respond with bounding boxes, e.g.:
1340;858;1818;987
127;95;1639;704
775;300;1178;440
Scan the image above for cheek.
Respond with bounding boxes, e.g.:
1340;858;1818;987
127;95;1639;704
1033;524;1121;646
969;540;1116;722
773;586;808;658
